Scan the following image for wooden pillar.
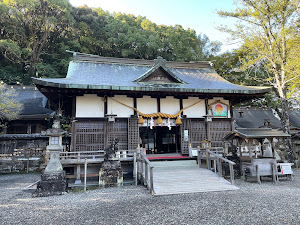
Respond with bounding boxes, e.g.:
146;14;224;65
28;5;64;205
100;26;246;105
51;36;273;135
157;98;160;112
205;98;209;115
72;96;76;118
133;97;137;116
230;103;234;132
270;138;276;159
27;124;32;134
248;139;252;159
104;96;108;115
180;98;183;116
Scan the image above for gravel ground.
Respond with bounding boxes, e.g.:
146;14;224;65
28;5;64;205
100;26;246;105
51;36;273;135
1;171;300;225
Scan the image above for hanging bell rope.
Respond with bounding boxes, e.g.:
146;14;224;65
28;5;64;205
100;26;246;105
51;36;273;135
138;116;144;124
107;96;203;124
175;116;182;125
156;116;163;125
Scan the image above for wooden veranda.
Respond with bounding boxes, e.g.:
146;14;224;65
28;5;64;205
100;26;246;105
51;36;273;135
151;160;239;195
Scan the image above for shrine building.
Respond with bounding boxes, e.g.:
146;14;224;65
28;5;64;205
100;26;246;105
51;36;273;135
33;53;271;155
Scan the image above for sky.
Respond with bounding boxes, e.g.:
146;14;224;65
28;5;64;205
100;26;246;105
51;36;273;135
69;0;240;52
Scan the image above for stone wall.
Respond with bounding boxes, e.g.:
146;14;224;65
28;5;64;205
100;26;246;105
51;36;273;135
0;157;43;173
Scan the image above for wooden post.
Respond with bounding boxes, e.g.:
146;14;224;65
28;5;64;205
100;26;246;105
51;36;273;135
248;139;252;159
213;159;217;173
133;152;137;186
197;146;201;168
26;151;29;173
218;158;222;177
256;165;261;184
137;149;141;183
150;166;154;194
145;162;148;187
84;158;87;192
141;157;144;184
206;151;210;170
229;164;234;185
272;164;277;183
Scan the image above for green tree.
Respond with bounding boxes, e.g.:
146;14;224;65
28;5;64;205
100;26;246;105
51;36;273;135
217;0;300;161
0;3;222;83
0;83;23;122
0;0;72;80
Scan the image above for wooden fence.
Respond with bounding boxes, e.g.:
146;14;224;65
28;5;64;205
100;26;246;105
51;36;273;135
135;148;154;194
197;147;236;185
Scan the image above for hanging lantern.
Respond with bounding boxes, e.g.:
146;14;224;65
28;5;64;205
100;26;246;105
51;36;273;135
175;116;182;125
156;116;163;125
138;116;144;124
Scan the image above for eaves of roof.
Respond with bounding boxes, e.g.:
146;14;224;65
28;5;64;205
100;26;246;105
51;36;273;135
224;128;290;140
32;78;272;95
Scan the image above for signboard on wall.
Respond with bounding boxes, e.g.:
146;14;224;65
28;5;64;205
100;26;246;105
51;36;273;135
184;130;188;141
211;103;228;117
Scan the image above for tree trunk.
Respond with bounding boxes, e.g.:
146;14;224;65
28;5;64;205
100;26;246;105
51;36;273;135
281;97;294;162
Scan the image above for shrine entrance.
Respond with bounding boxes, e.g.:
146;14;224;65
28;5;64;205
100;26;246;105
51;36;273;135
139;126;180;154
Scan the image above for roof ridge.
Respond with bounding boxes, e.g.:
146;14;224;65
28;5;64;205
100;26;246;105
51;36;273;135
72;54;212;69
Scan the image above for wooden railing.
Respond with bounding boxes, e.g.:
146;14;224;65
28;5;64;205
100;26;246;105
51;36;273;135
59;150;105;164
136;148;154;194
197;147;236;185
116;150;135;161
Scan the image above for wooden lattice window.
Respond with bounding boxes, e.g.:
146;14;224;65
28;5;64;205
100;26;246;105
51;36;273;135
190;120;207;148
210;120;231;147
72;121;105;151
128;117;139;150
106;119;128;150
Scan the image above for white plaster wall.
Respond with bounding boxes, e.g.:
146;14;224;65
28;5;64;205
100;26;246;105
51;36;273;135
76;94;104;118
183;97;206;118
137;96;157;114
160;96;180;115
208;97;231;118
107;95;134;117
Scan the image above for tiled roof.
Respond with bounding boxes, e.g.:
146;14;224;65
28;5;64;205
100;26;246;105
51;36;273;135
233;108;281;129
225;128;290;140
12;86;54;119
33;55;271;95
289;110;300;128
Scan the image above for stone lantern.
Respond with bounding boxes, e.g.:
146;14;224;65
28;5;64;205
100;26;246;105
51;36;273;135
33;120;67;197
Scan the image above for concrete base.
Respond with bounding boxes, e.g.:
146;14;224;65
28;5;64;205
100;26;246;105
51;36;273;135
74;180;82;185
33;171;67;197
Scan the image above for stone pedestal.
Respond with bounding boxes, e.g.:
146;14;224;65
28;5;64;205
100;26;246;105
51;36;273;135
99;160;123;188
33;171;67;197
